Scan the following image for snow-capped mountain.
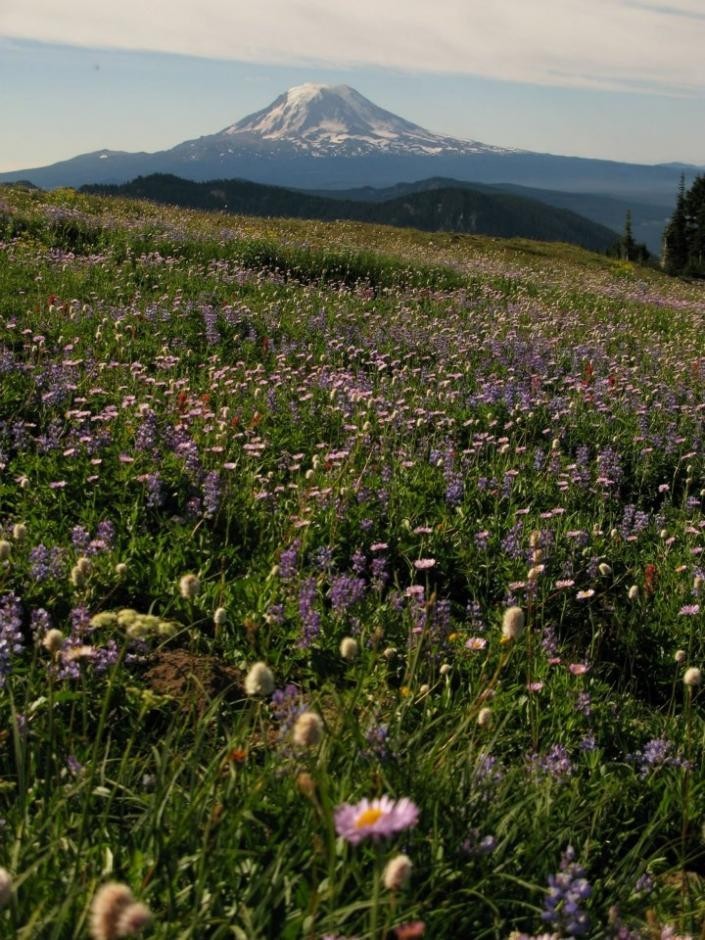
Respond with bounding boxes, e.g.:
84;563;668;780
213;83;512;157
0;84;696;205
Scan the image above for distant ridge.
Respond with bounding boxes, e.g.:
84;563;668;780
82;173;620;252
2;83;697;223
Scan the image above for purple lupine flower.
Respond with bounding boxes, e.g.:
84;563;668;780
202;471;222;518
30;607;52;640
278;540;300;581
363;723;389;761
29;545;65;582
329;575;366;614
270;684;305;736
334;795;419;844
71;525;90;551
144;472;164;508
541;846;591;937
0;593;23;686
351;549;367;575
94;520;115;548
298;578;321;647
633;738;688;777
461;829;497;856
531;745;573;780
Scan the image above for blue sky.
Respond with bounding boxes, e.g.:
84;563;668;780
1;0;703;172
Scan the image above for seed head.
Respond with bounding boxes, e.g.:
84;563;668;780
383;853;413;891
292;711;324;747
89;882;134;940
0;540;10;561
340;636;359;660
598;563;612;577
213;607;228;626
627;585;639;600
178;573;200;599
115;562;128;578
244;661;274;696
501;606;525;642
477;707;493;728
117;902;152;936
42;628;65;655
12;523;26;541
675;649;687;664
70;565;86;588
684;667;702;687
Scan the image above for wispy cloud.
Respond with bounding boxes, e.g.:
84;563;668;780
1;0;703;95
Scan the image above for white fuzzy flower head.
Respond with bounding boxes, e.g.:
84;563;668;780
501;606;525;642
179;573;200;599
440;663;451;675
477;707;493;728
42;628;65;655
116;901;152;936
292;711;323;747
89;882;134;940
675;649;687;664
114;562;128;578
383;646;397;660
70;564;86;588
244;662;274;697
0;867;12;908
598;563;612;577
0;540;11;561
213;607;228;626
684;667;702;687
12;523;26;541
383;853;413;891
340;636;359;660
627;585;639;601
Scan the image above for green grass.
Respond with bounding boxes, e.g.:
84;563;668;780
1;186;705;939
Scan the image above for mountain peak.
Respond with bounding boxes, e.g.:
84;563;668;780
219;83;509;157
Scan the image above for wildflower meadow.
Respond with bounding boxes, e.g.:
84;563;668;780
2;185;705;938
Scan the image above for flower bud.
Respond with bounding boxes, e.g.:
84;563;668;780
12;523;26;541
383;854;413;891
0;540;10;561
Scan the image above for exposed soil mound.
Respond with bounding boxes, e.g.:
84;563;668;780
145;650;244;713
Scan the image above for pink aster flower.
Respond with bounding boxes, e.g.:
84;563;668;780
569;663;590;675
413;558;436;570
465;636;487;651
334;796;419;844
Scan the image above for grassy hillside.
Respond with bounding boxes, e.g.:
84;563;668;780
82;173;620;252
1;187;705;939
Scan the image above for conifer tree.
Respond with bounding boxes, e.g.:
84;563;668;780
621;210;637;261
662;174;689;273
